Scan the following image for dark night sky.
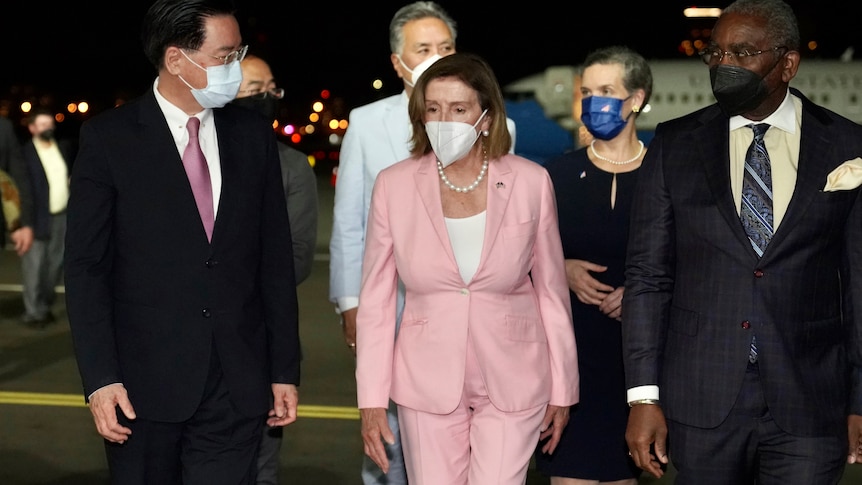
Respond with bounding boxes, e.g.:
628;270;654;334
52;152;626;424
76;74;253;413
2;1;857;128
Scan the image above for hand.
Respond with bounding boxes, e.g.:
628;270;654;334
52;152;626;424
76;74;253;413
88;383;135;443
267;383;299;427
625;403;669;479
566;259;614;306
538;404;570;454
848;414;862;464
598;286;625;321
360;407;394;474
10;226;33;256
341;307;358;354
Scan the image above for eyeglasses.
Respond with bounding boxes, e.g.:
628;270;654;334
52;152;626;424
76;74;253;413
698;46;786;65
238;88;285;100
185;44;249;65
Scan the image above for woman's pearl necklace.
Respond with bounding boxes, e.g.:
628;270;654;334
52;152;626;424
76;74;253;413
437;150;489;193
590;140;644;165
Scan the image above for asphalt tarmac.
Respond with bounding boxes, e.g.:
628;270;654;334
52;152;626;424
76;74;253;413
1;174;859;484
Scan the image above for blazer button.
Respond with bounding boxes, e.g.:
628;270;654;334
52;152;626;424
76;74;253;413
741;320;751;329
753;268;764;278
202;308;212;318
205;259;218;268
460;288;469;295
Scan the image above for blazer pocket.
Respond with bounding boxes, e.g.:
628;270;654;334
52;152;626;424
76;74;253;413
503;219;538;240
505;314;548;343
669;305;699;337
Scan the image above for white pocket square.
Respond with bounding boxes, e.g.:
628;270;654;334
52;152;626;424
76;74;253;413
824;157;862;191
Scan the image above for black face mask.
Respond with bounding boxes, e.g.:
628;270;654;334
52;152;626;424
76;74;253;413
231;95;279;122
37;129;55;141
709;65;770;116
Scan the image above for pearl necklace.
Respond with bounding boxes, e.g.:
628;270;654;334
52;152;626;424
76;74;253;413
437;149;489;193
590;140;644;165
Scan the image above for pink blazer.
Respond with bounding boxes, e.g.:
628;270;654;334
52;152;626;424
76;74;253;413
356;152;579;414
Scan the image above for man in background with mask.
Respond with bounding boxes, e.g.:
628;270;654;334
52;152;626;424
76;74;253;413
64;0;301;482
621;0;862;483
20;107;74;328
233;53;318;485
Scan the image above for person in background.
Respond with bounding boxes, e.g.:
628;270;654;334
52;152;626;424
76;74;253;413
0;115;34;258
534;45;650;485
622;0;862;482
64;0;301;483
356;52;578;484
20;107;74;328
328;2;458;483
233;53;318;485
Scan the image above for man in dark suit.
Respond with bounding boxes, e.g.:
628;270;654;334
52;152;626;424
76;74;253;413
621;0;862;483
20;107;75;327
64;0;300;483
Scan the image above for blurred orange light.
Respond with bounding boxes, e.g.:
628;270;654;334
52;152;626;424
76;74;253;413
683;7;721;18
67;103;78;113
290;133;302;144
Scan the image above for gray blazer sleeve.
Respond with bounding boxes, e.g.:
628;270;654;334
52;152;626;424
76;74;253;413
278;141;318;285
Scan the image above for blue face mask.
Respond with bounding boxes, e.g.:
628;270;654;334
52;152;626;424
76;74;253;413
581;95;632;140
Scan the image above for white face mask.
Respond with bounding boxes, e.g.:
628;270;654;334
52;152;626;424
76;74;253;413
425;109;488;168
179;50;243;108
398;54;442;87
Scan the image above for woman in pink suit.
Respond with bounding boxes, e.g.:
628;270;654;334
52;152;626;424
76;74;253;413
356;52;580;484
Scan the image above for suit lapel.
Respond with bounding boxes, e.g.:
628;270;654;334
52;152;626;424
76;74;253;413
765;102;832;254
414;154;458;268
695;111;757;254
478;157;514;278
383;93;412;163
211;109;240;243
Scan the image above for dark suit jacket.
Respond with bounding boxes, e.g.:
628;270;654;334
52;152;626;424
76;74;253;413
21;136;75;239
622;88;862;438
65;89;300;422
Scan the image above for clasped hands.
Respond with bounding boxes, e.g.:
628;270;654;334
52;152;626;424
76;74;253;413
566;259;623;320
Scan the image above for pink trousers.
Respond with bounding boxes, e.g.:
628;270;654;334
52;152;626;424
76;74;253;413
397;336;546;484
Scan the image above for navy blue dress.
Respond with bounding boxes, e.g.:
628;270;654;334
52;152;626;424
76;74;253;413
534;148;641;481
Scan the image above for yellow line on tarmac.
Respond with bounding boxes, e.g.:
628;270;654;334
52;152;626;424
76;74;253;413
0;391;359;420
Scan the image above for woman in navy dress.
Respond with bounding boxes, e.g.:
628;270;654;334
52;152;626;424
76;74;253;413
535;45;653;485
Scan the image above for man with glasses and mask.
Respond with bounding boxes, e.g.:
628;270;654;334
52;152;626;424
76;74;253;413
233;53;318;485
64;1;301;483
621;0;862;483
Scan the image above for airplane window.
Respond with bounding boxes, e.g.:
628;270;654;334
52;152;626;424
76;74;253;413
682;94;690;103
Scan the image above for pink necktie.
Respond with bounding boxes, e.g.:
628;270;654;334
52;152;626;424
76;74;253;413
182;117;214;241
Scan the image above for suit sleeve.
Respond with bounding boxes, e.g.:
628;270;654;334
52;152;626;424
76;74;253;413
621;127;675;391
64;120;122;399
531;168;579;406
279;143;318;285
329;111;367;308
355;170;399;409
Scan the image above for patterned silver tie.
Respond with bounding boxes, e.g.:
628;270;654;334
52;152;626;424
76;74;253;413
740;123;773;257
740;123;771;364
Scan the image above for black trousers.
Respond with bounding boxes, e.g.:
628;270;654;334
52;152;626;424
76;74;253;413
668;362;847;485
105;349;265;485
